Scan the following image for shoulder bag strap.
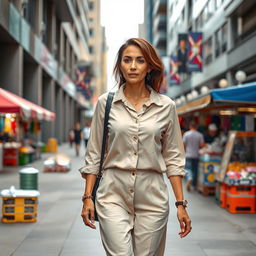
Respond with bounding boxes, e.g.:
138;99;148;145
98;92;115;176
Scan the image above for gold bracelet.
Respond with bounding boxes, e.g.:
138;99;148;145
82;195;93;201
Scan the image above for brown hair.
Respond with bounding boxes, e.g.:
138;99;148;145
113;38;164;93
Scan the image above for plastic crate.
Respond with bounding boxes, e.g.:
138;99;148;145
226;185;256;214
3;148;18;166
1;196;38;223
219;183;227;208
19;153;30;166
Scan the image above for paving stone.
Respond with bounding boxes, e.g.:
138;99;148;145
0;144;256;256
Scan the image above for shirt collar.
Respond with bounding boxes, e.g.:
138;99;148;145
113;83;163;107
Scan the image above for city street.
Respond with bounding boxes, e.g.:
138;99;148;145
0;144;255;256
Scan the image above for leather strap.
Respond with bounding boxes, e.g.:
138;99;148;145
98;92;115;177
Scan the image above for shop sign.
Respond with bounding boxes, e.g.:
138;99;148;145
59;67;76;98
34;35;58;80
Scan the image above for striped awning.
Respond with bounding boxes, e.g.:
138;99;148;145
0;88;55;121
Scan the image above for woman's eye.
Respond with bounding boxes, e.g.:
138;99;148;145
137;59;145;64
123;58;130;63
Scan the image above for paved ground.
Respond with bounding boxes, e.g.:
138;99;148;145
0;143;256;256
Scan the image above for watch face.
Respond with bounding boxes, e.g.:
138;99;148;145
175;200;188;207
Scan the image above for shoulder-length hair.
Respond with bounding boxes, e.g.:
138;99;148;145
113;38;164;93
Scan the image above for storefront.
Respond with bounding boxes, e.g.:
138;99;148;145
0;88;55;168
177;82;256;213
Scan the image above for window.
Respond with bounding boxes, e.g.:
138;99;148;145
89;46;94;54
215;23;228;58
207;0;215;20
240;5;256;39
215;29;221;57
216;0;222;8
89;1;94;10
221;23;228;52
89;28;94;36
204;37;213;65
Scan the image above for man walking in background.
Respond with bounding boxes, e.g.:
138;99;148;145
183;121;205;191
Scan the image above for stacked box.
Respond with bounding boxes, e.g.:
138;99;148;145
2;196;38;223
226;185;256;214
3;148;18;166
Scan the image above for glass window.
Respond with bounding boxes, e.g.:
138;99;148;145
216;0;222;8
208;0;215;19
204;37;213;65
215;29;221;57
221;23;228;52
89;1;94;10
89;46;94;54
203;4;209;22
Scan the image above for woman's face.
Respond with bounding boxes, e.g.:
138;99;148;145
120;45;150;85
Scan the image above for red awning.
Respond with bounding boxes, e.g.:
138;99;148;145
0;88;55;121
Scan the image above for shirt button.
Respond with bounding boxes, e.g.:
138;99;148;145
133;136;138;141
134;152;137;156
129;188;134;193
132;171;136;176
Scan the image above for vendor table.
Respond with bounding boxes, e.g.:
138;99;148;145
198;153;222;196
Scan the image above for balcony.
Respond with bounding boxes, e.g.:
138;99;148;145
51;0;72;22
153;31;166;54
153;0;167;16
153;14;167;32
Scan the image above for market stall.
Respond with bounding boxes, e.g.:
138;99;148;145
0;88;55;167
176;82;256;212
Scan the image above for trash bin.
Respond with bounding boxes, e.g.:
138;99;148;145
1;186;40;223
46;138;58;153
19;167;39;190
19;153;30;165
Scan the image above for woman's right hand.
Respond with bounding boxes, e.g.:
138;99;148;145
81;199;96;229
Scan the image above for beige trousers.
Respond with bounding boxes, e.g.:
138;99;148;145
96;168;169;256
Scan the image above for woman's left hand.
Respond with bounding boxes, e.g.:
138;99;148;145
177;206;192;238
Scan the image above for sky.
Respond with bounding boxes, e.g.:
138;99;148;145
100;0;144;89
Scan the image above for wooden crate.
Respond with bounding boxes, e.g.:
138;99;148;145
2;196;38;223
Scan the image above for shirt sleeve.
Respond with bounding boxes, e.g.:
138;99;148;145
78;96;105;177
162;104;186;177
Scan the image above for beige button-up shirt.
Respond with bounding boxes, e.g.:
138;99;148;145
79;84;185;177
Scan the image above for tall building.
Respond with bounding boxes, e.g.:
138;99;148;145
140;0;154;43
141;0;167;57
0;0;105;144
87;0;107;102
166;0;256;100
153;0;167;57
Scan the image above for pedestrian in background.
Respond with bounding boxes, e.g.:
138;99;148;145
183;121;205;191
204;123;218;144
79;38;191;256
82;121;91;149
68;128;74;148
73;122;82;156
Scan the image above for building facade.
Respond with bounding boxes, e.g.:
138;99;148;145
141;0;167;57
141;0;256;102
0;0;106;144
87;0;107;102
166;0;256;100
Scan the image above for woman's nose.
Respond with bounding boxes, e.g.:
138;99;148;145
130;60;136;69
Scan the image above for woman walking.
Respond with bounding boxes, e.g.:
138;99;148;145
79;38;191;256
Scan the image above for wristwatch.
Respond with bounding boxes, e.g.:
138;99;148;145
175;200;188;208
